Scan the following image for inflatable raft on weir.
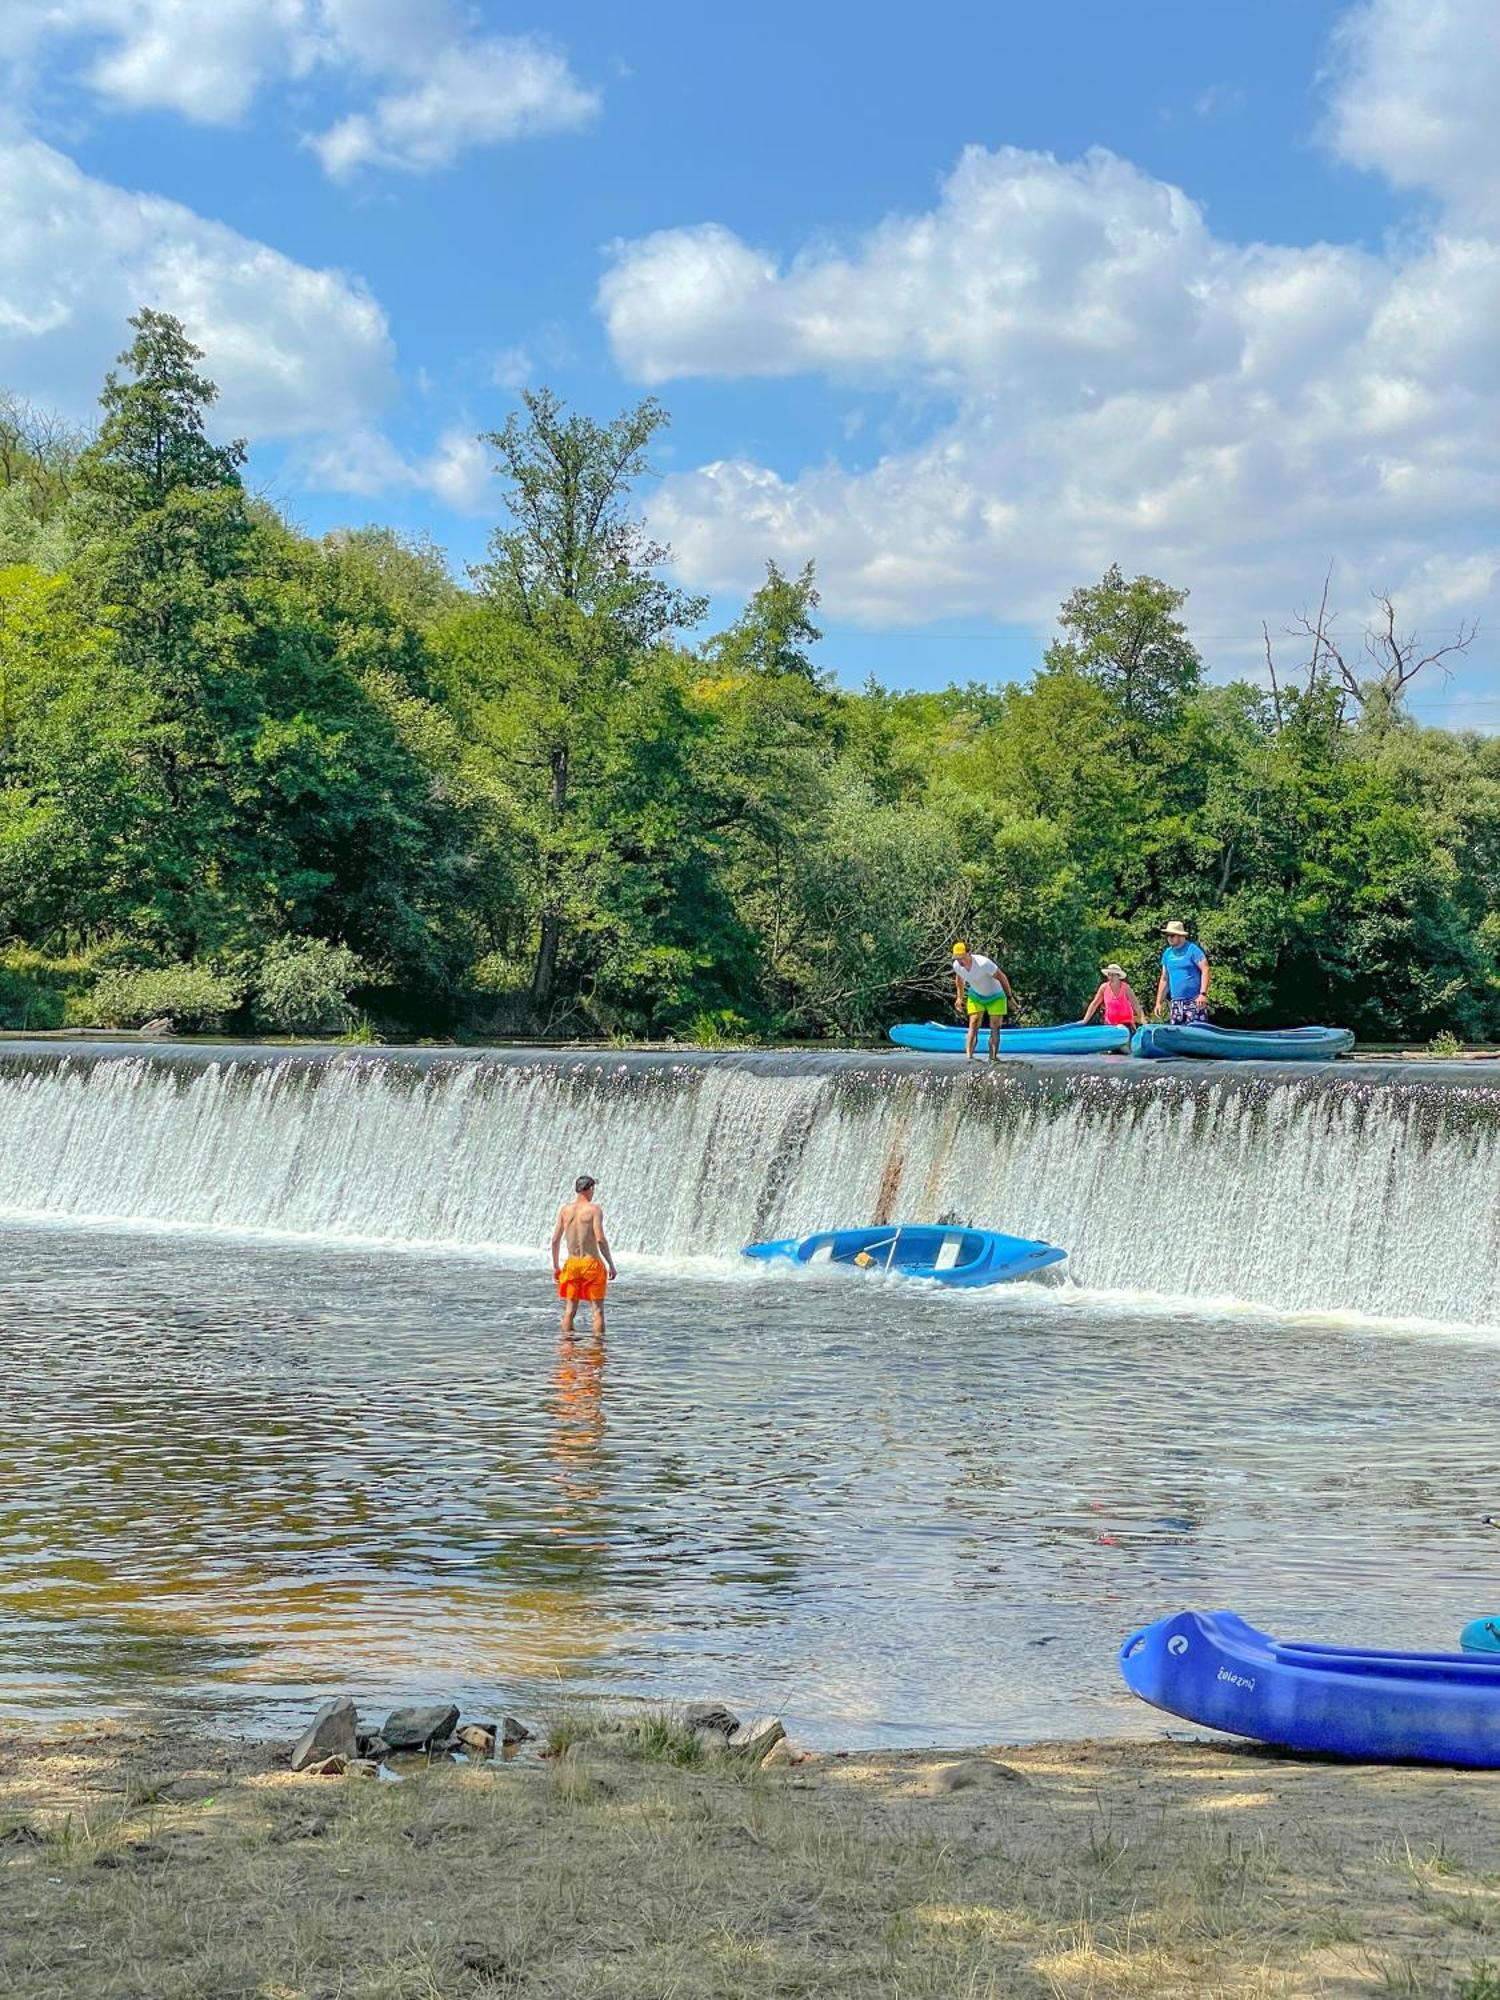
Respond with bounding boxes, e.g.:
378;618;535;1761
1132;1022;1354;1060
742;1225;1067;1287
1121;1609;1500;1766
889;1021;1130;1056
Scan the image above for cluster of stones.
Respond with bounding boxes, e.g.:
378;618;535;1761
290;1698;532;1777
289;1696;798;1777
670;1702;790;1766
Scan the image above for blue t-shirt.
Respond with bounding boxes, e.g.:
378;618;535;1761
1162;940;1207;1001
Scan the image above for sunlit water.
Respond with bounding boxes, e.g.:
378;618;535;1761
2;1218;1496;1748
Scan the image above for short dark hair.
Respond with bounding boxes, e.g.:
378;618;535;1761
575;1174;596;1193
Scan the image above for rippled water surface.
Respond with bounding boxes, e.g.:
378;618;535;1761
1;1220;1495;1747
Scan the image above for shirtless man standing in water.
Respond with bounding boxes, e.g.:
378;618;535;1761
551;1174;617;1335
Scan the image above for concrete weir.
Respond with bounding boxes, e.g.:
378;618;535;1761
1;1037;1498;1323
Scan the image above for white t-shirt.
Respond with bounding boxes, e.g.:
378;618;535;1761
954;953;1003;997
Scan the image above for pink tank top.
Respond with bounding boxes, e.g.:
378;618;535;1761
1102;985;1135;1026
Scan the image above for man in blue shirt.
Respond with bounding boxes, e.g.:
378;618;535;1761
1154;920;1210;1024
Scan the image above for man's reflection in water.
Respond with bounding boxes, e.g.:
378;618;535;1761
551;1332;607;1514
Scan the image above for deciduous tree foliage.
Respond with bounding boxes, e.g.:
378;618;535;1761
0;312;1494;1043
0;314;463;995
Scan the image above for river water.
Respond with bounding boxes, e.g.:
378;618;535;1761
1;1044;1496;1746
4;1224;1499;1733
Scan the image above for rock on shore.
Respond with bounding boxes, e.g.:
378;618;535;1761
290;1698;358;1773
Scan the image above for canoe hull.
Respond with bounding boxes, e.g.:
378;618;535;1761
1132;1023;1354;1061
1121;1609;1500;1766
890;1021;1130;1056
743;1224;1067;1288
1461;1617;1500;1655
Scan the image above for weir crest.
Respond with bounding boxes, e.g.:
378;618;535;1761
2;1042;1498;1325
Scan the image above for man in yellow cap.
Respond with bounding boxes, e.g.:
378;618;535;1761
951;941;1015;1062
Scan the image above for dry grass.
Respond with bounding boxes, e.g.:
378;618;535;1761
2;1726;1499;1997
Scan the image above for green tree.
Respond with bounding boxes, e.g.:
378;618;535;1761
1045;563;1203;736
0;314;465;988
703;559;824;681
467;389;706;1017
0;393;82;571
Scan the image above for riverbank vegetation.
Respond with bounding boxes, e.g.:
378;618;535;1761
3;1723;1499;1997
1;312;1495;1044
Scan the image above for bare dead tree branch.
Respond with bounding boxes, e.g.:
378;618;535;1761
1261;620;1284;733
1362;591;1478;699
1280;574;1476;726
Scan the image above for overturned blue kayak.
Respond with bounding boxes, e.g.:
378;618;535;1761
889;1021;1130;1056
743;1224;1066;1287
1132;1023;1354;1061
1121;1609;1500;1765
1461;1617;1500;1655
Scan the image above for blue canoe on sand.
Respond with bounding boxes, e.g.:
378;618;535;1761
889;1021;1130;1056
743;1225;1067;1287
1132;1023;1354;1061
1121;1609;1500;1766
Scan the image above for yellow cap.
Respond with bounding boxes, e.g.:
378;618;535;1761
952;940;968;955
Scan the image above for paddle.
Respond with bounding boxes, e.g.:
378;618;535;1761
853;1229;901;1271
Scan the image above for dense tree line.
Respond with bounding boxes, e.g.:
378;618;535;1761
0;312;1493;1044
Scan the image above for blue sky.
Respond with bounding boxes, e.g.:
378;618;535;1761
3;0;1497;719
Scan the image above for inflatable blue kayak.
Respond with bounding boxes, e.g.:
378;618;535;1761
889;1021;1130;1056
743;1224;1066;1287
1132;1023;1354;1061
1121;1609;1500;1765
1461;1617;1500;1655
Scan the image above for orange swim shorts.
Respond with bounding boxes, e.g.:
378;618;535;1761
557;1255;608;1303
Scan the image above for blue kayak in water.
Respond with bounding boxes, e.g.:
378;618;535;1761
1461;1617;1500;1655
1132;1023;1354;1061
1121;1609;1500;1765
889;1021;1130;1056
742;1224;1067;1287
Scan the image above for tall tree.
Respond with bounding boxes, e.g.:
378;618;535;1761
7;313;465;977
703;559;823;681
1044;563;1203;736
469;389;705;1015
0;392;84;570
56;312;254;949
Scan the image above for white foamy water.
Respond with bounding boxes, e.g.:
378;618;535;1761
3;1046;1499;1322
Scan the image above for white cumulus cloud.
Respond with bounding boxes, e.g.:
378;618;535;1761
1326;0;1500;226
311;36;599;178
299;423;494;515
1;0;315;121
602;147;1245;398
4;0;598;176
596;3;1500;663
420;427;492;513
0;137;395;440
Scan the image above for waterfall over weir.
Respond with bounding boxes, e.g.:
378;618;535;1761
3;1041;1499;1325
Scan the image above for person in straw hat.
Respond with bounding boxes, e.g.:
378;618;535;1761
1082;961;1145;1034
1154;919;1210;1024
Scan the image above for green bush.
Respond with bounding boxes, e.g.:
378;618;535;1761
0;946;95;1030
88;963;242;1032
0;965;64;1029
684;1009;758;1048
252;938;365;1036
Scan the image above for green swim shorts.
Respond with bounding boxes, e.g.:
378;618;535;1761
965;991;1008;1018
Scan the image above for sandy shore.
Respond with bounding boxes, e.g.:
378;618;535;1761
3;1720;1499;1997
